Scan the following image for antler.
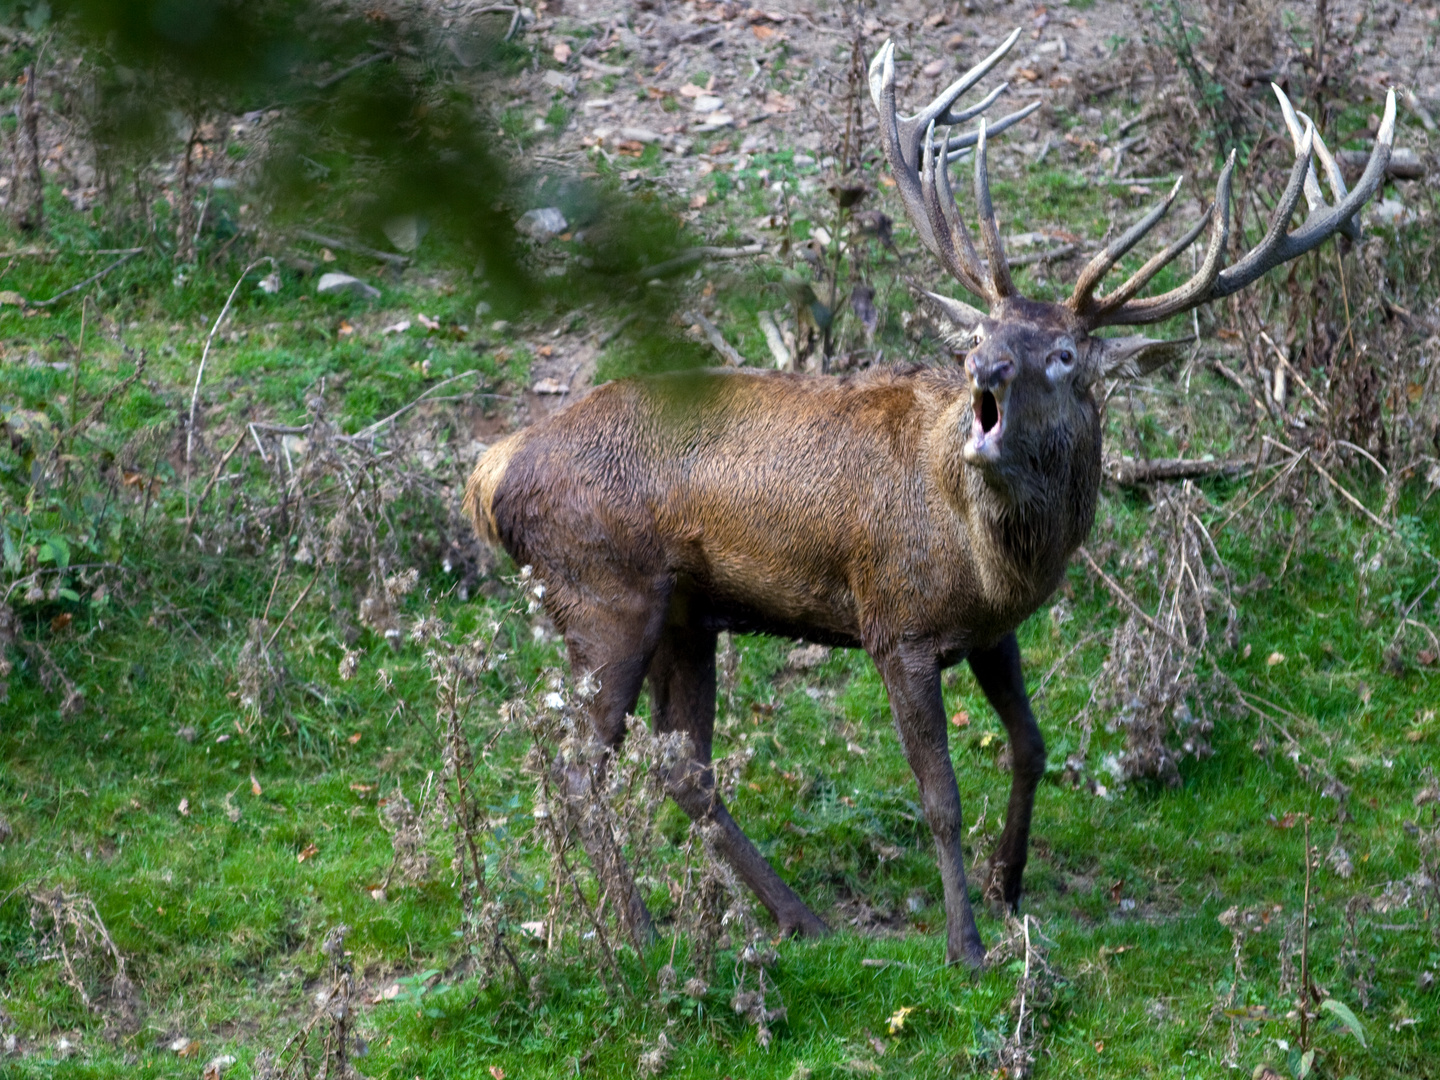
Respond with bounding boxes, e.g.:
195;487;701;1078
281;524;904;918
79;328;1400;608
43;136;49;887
869;32;1040;303
1068;84;1396;328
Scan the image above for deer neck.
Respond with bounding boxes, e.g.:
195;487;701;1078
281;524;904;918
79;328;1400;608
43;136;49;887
931;396;1102;603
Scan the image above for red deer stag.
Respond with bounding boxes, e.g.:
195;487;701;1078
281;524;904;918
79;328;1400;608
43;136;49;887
466;29;1397;966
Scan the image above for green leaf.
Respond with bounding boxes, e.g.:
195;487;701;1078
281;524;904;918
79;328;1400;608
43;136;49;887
57;588;80;602
1319;997;1367;1048
38;534;70;568
1297;1048;1315;1078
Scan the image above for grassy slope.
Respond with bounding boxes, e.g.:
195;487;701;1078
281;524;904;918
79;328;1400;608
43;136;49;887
2;119;1439;1080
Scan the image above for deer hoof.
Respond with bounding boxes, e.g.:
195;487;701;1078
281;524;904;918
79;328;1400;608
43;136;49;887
780;909;831;939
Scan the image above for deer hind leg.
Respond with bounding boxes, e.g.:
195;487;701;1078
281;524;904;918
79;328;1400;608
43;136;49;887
879;644;987;968
968;633;1046;913
649;612;829;939
552;575;673;952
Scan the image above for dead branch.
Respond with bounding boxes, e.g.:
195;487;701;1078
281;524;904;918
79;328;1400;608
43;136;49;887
29;249;144;308
296;229;410;267
1107;456;1250;486
684;310;744;366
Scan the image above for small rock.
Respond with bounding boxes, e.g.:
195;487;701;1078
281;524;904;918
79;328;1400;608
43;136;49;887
316;273;381;300
787;643;830;671
618;126;662;144
531;378;568;395
693;94;725;113
516;207;568;242
542;70;577;95
382;214;428;252
203;1054;237;1080
922;58;946;76
177;726;198;743
1370;198;1413;227
694;113;735;132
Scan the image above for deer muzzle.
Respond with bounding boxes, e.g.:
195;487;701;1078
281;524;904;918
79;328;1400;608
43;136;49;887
964;356;1014;464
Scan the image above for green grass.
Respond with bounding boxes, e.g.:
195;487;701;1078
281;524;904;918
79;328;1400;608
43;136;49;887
3;121;1439;1080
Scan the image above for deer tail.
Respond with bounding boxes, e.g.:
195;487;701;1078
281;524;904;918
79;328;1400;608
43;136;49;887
463;430;529;547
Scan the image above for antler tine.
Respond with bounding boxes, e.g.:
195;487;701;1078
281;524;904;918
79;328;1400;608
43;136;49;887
938;101;1044;162
1211;89;1394;300
870;41;945;258
1067;176;1185;317
937;82;1009;130
1092;208;1211;319
1093;151;1236;327
921;119;990;297
870;29;1026;173
974;120;1015;299
1271;84;1358;240
919;28;1026;145
1270;85;1327;217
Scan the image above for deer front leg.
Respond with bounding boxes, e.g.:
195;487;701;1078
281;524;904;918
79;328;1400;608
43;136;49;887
968;633;1045;912
877;644;986;968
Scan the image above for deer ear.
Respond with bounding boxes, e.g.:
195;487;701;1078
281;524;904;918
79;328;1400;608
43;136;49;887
920;290;987;350
1093;335;1194;379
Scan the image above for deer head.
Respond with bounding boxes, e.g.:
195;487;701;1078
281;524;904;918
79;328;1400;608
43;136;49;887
870;31;1396;496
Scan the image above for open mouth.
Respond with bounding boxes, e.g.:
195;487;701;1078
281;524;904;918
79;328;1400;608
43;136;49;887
979;390;1000;434
967;386;1007;461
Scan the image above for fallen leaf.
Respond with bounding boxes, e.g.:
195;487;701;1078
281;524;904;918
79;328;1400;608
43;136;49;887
763;90;796;114
1419;649;1438;666
381;318;412;335
531;378;568;394
1267;651;1286;666
336;320;355;337
1109;879;1124;904
348;732;362;744
0;290;26;306
297;843;319;863
1269;811;1298;829
922;58;945;77
178;798;190;816
887;1005;914;1034
536;344;554;357
416;312;440;331
490;1067;506;1080
50;612;72;632
751;23;775;40
679;83;707;98
552;42;571;63
1094;1040;1105;1053
689;192;708;209
176;1038;202;1057
349;782;376;794
950;710;970;728
250;773;263;797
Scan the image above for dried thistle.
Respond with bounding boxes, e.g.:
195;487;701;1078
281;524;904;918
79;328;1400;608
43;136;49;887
27;887;139;1035
1094;483;1233;785
379;785;436;887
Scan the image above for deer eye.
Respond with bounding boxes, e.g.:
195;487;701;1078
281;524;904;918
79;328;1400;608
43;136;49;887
1047;348;1074;367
